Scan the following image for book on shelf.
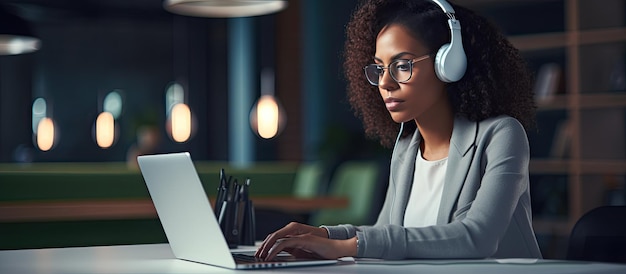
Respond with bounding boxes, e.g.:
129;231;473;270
550;119;572;159
534;63;562;104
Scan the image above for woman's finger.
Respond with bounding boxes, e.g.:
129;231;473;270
265;237;298;260
255;222;298;258
264;234;330;261
255;231;283;258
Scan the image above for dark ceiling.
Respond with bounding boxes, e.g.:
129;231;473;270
0;0;170;23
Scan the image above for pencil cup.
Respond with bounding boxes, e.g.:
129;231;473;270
217;201;245;248
240;201;256;246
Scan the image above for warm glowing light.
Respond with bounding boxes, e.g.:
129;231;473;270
256;95;279;139
249;68;286;139
96;112;115;148
171;103;191;142
36;117;54;151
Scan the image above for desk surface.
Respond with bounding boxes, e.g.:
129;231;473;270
1;244;625;274
0;197;348;222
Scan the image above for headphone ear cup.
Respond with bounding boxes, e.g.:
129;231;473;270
434;43;451;82
434;40;467;83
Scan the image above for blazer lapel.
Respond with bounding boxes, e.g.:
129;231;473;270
437;117;478;224
389;128;422;225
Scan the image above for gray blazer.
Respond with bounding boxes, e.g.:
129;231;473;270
324;115;543;259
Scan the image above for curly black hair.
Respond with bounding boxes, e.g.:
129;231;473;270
344;0;536;148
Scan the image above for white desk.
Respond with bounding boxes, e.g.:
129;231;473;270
1;243;625;274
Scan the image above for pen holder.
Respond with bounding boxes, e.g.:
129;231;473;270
239;200;256;246
217;201;245;248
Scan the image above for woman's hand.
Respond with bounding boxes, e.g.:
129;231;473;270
254;222;357;260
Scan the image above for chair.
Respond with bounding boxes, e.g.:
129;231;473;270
309;161;381;226
292;161;326;198
566;205;626;263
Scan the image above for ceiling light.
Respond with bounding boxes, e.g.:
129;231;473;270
163;0;287;18
0;6;40;55
249;69;286;139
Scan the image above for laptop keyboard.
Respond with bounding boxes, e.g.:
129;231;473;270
233;253;264;263
233;253;294;263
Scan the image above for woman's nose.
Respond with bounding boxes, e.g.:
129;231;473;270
378;69;398;91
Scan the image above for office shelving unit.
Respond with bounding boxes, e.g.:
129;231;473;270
458;0;626;257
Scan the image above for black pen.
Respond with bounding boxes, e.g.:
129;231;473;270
232;181;238;202
224;174;233;201
218;169;226;196
228;179;238;202
242;178;250;202
215;169;227;215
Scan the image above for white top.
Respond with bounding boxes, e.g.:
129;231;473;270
403;147;448;227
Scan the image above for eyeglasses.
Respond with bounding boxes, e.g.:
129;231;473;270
363;54;431;86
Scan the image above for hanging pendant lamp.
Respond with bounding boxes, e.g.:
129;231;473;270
0;6;40;55
163;0;287;18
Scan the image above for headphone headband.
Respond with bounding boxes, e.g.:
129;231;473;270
430;0;455;14
429;0;467;82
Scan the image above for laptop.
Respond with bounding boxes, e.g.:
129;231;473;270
137;152;339;270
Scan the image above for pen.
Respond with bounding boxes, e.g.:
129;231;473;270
242;178;250;202
228;179;238;202
215;169;228;215
225;175;233;199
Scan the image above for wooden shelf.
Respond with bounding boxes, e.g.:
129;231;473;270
536;95;568;110
509;32;568;51
537;93;626;110
577;160;626;175
578;28;626;46
509;27;626;51
464;0;626;259
529;159;570;174
530;159;626;175
577;93;626;109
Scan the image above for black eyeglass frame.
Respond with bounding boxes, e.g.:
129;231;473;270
363;54;432;86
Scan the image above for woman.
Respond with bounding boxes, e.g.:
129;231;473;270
255;0;542;260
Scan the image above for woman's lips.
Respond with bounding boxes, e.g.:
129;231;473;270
384;97;404;111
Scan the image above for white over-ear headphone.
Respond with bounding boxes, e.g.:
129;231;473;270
430;0;467;82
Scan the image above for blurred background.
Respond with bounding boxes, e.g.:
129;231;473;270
0;0;377;165
0;0;625;260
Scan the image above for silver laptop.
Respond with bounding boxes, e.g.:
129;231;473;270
137;152;339;270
